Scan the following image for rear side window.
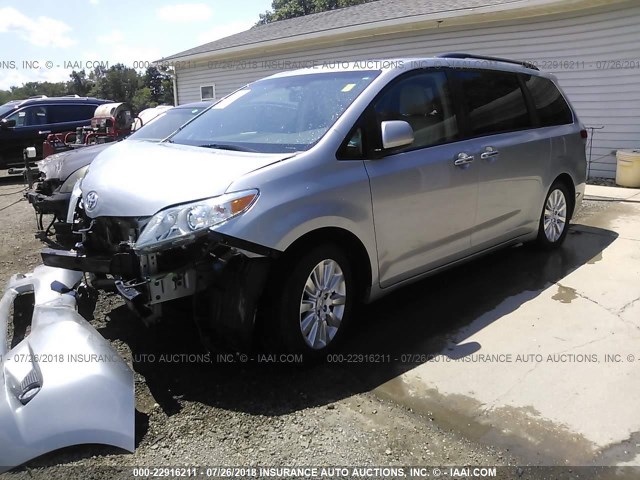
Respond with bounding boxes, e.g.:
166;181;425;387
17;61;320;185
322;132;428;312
523;75;573;126
454;70;531;136
49;104;97;123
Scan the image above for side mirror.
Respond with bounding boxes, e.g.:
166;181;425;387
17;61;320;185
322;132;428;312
24;147;37;159
381;120;414;149
0;118;16;130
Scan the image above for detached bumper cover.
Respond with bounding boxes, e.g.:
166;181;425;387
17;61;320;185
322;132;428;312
0;265;134;472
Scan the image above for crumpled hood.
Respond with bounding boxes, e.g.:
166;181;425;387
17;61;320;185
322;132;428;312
38;143;113;181
81;141;293;218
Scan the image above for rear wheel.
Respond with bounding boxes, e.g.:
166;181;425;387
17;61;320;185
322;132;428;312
269;244;353;359
535;181;572;248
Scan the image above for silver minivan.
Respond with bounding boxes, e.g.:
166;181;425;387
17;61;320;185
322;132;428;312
44;54;587;357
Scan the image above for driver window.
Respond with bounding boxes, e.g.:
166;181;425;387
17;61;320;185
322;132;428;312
6;106;49;127
6;110;26;127
374;71;457;152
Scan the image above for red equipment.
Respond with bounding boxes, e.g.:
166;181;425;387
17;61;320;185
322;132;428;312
42;103;133;159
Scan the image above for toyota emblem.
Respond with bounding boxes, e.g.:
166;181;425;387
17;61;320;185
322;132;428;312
85;191;99;211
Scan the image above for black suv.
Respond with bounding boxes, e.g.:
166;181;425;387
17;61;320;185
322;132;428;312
0;95;111;169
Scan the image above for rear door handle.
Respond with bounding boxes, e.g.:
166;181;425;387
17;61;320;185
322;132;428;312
480;147;500;160
38;130;51;135
454;152;474;167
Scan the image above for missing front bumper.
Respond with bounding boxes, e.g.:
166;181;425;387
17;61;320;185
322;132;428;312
41;231;281;350
0;265;134;472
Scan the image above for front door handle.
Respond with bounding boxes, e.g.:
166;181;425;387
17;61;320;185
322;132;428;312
38;130;51;135
480;147;500;160
454;152;474;167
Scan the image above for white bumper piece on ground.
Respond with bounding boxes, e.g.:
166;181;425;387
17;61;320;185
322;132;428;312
0;266;134;472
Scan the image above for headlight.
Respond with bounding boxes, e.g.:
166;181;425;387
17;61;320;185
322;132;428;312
135;189;259;252
59;165;89;193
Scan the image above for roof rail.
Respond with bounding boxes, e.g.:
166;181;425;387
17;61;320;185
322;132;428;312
437;53;539;71
63;94;81;98
28;95;48;99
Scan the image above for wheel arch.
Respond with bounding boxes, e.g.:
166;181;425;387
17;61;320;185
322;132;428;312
552;172;576;218
278;227;374;302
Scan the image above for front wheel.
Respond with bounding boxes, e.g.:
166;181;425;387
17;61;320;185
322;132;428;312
269;244;354;358
534;181;572;249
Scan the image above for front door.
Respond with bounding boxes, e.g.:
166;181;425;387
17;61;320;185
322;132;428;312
1;105;51;165
363;70;479;288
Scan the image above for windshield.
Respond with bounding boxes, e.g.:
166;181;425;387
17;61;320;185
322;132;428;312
0;103;18;118
168;71;381;153
128;106;209;141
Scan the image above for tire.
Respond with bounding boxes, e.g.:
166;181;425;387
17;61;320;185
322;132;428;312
534;181;572;249
268;244;354;359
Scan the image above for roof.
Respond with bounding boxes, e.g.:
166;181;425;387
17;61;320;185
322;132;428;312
262;55;546;82
3;96;110;108
163;0;523;61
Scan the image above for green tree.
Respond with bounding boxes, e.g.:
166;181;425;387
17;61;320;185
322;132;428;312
257;0;374;24
144;65;174;105
0;90;12;104
159;74;175;105
144;66;164;103
67;70;93;96
0;64;172;109
89;64;108;83
5;81;67;98
131;87;155;113
89;64;141;105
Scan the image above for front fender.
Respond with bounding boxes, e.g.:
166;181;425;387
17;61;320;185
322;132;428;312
219;155;379;290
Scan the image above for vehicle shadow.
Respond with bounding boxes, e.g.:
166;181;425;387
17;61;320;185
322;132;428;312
95;224;618;422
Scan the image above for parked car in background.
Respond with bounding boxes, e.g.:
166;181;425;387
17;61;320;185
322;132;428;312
131;105;174;131
28;101;213;247
0;95;112;168
44;54;587;357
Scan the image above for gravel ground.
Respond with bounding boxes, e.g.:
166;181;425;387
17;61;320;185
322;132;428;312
0;175;616;480
586;177;617;187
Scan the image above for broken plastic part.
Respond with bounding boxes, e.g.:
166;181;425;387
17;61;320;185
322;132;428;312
0;265;135;472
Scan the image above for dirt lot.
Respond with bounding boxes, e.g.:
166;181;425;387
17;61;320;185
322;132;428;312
0;176;629;480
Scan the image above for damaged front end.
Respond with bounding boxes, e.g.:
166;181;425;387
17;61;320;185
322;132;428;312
0;265;134;472
27;145;106;248
42;198;279;351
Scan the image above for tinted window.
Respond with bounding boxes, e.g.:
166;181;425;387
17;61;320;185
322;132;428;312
6;106;49;126
48;104;97;123
454;70;531;136
373;71;458;152
524;75;573;127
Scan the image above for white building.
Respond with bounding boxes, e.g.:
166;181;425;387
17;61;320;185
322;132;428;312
162;0;640;178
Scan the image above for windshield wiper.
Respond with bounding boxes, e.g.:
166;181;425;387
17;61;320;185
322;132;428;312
199;143;258;152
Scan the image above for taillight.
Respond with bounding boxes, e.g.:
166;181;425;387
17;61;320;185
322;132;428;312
580;129;588;139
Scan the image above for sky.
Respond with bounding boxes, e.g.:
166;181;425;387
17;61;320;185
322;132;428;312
0;0;273;89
